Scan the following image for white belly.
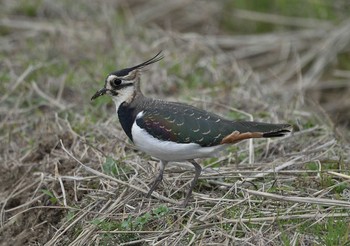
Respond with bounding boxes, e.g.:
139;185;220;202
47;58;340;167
131;121;226;161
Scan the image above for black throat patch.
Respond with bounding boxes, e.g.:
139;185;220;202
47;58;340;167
117;102;138;142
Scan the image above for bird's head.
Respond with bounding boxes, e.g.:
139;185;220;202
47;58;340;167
91;51;163;106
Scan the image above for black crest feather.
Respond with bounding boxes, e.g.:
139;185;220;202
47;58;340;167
112;51;163;77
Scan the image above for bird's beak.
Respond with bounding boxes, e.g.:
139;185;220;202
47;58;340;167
91;88;108;100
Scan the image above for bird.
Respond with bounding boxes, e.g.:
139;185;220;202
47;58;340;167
91;51;291;207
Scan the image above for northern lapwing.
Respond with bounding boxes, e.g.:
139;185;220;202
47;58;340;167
91;52;291;207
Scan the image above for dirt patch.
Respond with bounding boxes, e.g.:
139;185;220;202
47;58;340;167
0;122;76;245
0;206;65;246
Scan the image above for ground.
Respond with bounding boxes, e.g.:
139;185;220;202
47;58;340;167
1;1;350;245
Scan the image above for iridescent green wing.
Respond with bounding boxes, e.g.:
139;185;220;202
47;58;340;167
135;102;233;147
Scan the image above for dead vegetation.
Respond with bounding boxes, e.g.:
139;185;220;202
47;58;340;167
0;0;350;245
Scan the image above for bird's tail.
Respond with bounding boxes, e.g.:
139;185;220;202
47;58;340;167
220;121;292;144
237;121;292;137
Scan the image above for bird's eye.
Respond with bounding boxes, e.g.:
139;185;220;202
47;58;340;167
110;78;122;88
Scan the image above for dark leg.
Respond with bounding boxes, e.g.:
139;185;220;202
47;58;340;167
182;160;202;207
146;160;167;198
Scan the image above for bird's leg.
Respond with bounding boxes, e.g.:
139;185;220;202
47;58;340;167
182;160;202;207
146;160;167;198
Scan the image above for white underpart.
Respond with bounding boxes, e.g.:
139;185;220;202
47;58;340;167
131;112;227;161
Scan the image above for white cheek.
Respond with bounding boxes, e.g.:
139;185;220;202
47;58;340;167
112;86;134;109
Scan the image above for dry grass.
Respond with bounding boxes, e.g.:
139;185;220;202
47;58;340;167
0;0;350;245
